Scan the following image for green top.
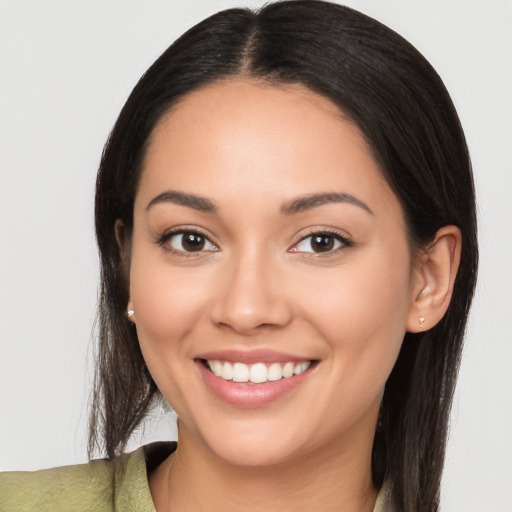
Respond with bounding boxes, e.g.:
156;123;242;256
0;442;172;512
0;442;394;511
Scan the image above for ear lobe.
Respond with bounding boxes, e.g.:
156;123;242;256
406;225;462;332
127;300;136;323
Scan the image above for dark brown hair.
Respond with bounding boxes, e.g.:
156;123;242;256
90;2;478;511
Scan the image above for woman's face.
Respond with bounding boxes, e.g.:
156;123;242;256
128;80;420;467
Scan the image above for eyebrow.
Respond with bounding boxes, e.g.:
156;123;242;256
146;190;372;216
146;190;218;214
281;192;373;215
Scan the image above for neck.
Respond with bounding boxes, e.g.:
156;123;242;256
149;423;378;512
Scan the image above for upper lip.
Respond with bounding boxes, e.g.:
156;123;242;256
195;348;313;364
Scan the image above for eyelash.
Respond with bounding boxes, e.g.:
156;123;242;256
155;228;353;256
156;228;219;256
290;229;353;255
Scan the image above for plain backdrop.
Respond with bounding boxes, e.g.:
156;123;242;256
1;1;511;510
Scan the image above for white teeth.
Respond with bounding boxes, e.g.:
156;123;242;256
294;361;311;375
282;362;294;378
221;361;233;380
232;362;249;382
211;360;223;377
206;360;311;383
249;363;268;384
267;362;283;381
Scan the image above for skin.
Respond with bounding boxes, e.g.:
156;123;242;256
120;80;461;512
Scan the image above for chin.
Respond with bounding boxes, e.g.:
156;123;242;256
208;436;303;468
179;415;312;468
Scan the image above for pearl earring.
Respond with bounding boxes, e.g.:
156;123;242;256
127;302;135;318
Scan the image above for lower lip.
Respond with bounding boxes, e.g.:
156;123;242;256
196;360;313;408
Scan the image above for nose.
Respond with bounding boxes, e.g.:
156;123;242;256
209;251;292;335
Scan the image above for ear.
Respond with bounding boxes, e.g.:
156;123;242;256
115;219;136;323
406;225;461;333
114;219;128;254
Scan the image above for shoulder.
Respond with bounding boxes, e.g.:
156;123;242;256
0;442;176;512
0;456;117;512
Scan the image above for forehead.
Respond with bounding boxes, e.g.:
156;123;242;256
137;79;401;220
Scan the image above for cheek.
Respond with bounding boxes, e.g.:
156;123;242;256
299;249;412;377
128;244;211;351
291;254;412;436
127;247;214;412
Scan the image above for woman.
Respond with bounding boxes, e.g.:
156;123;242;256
0;1;477;511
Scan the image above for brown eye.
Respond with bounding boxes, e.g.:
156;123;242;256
310;234;335;252
182;233;205;251
167;231;216;253
292;232;350;254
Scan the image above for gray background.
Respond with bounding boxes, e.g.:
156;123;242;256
1;1;511;510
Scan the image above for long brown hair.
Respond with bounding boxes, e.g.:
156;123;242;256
90;3;478;511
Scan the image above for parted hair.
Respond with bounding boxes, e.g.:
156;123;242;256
90;2;478;511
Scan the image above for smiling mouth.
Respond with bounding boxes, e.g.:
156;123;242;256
200;359;315;384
